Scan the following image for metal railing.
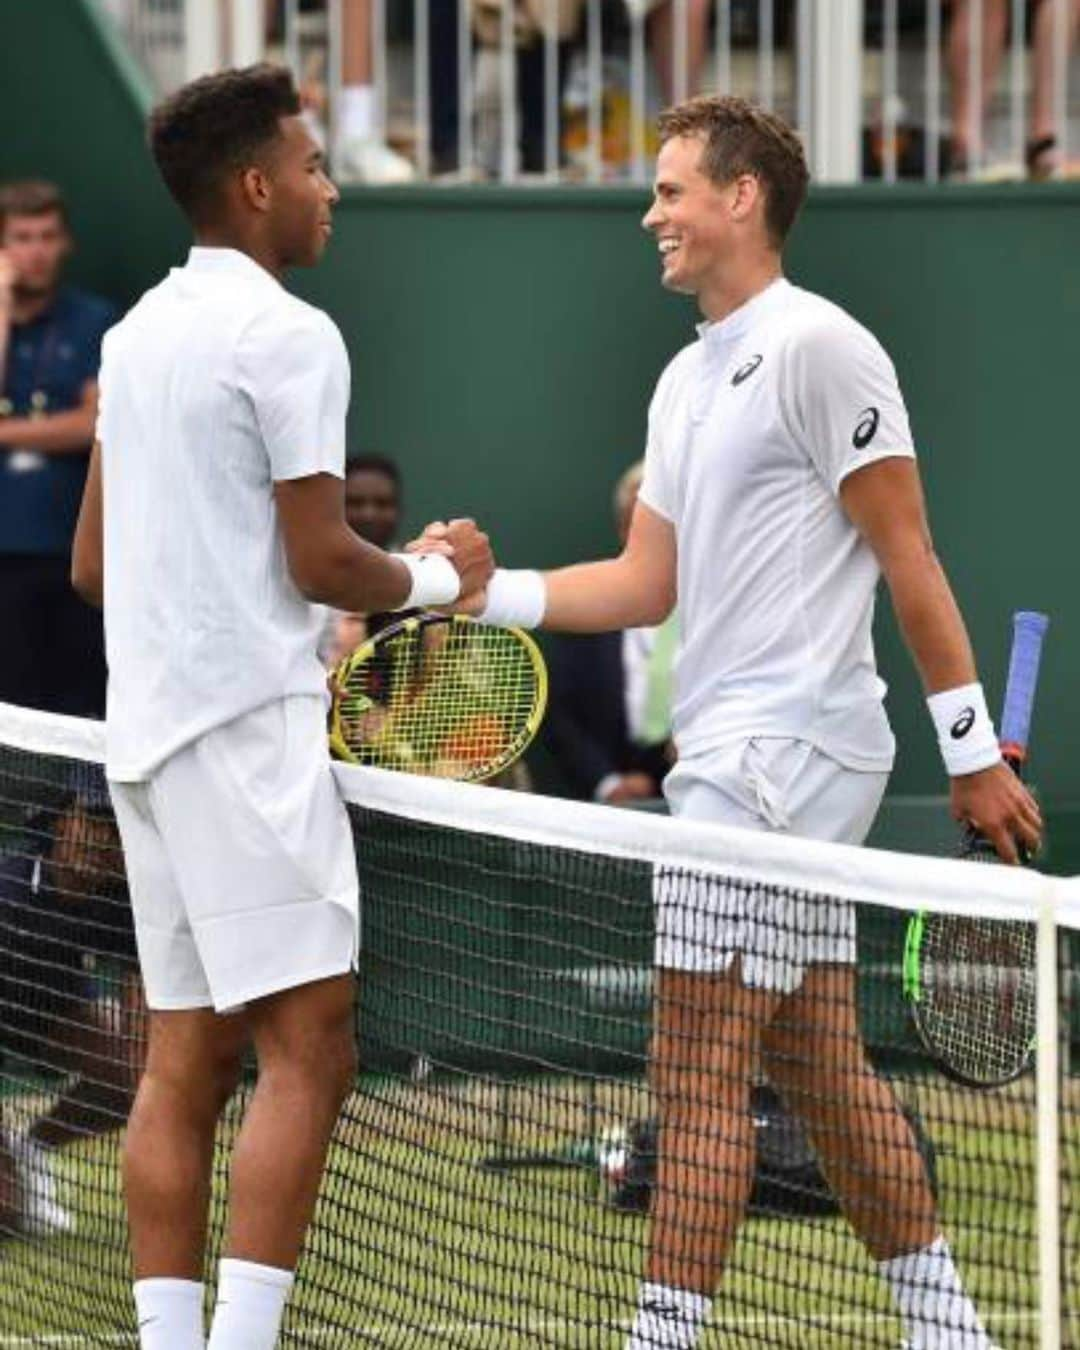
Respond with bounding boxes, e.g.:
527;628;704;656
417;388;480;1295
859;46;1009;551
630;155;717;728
100;0;1079;185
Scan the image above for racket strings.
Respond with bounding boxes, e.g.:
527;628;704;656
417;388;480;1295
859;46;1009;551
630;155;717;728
918;915;1036;1085
336;623;540;780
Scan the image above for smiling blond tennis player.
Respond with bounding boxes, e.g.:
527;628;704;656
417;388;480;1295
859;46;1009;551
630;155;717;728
418;96;1038;1350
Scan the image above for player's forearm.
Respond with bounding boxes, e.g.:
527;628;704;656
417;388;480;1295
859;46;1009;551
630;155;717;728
541;557;674;633
0;407;97;453
291;525;412;612
883;545;978;694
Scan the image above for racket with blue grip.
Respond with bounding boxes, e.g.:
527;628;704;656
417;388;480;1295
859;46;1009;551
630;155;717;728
903;611;1049;1088
999;610;1050;769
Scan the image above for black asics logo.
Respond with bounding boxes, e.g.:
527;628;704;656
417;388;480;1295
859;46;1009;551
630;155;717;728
642;1300;683;1323
731;354;763;386
951;707;975;739
853;407;880;449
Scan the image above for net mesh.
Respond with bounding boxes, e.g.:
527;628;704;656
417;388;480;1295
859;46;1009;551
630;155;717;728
1;702;1077;1349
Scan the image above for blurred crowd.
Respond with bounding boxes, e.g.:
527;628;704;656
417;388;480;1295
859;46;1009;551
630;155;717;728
259;0;1079;183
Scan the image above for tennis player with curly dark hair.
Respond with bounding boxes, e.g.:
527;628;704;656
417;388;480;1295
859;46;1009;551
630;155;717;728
72;64;491;1350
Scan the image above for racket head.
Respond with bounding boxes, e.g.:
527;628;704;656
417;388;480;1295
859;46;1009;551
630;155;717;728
903;905;1036;1088
328;613;547;782
903;607;1049;1088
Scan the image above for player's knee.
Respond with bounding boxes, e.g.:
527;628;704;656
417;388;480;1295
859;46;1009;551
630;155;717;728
262;1019;356;1106
135;1059;227;1130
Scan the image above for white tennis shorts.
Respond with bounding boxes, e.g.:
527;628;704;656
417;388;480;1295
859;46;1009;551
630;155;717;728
109;696;359;1013
655;737;888;992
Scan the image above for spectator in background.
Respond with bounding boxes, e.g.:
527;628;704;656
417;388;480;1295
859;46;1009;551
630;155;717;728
1;774;143;1238
948;0;1080;177
0;182;116;716
431;0;582;176
323;453;405;666
626;0;712;105
335;0;416;183
544;461;676;804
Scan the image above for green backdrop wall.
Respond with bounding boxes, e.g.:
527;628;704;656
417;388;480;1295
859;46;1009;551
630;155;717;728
3;0;1078;864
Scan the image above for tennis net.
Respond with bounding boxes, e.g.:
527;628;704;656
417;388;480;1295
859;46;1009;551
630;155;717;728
1;699;1077;1348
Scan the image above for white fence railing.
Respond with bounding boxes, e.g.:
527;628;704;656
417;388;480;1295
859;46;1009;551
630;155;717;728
99;0;1079;186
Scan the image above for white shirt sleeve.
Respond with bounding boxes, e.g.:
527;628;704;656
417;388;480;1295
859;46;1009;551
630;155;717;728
785;319;916;495
94;329;112;444
639;364;677;522
235;303;350;482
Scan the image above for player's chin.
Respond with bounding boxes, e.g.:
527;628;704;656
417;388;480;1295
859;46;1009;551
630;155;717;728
659;264;695;296
299;227;332;266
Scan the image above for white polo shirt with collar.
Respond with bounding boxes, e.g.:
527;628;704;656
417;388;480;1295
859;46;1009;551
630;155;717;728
96;246;349;782
639;276;916;772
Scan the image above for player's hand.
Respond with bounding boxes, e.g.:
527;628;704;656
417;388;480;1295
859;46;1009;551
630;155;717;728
950;762;1043;864
406;519;494;611
453;585;489;617
405;520;454;558
602;772;659;805
444;518;494;599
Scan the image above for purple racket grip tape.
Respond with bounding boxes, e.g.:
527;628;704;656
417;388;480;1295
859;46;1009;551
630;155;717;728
999;611;1049;757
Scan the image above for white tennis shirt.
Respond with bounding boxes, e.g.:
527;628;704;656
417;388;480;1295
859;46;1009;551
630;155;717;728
639;277;915;771
96;247;349;781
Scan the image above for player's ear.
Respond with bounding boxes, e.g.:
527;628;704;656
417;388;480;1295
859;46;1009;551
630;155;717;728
729;172;760;224
240;165;273;214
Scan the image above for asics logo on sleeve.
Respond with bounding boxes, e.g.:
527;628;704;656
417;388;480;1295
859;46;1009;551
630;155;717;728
852;406;880;449
950;707;976;739
731;354;763;386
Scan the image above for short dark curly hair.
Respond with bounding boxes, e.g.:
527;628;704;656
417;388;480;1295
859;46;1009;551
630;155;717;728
148;64;301;223
657;95;809;248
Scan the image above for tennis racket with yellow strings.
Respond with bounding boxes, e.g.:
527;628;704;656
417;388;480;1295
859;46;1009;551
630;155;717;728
328;612;547;782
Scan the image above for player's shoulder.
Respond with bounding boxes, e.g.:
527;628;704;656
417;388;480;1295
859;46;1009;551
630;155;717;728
240;287;345;357
774;286;896;384
98;285;154;360
777;285;879;348
780;286;891;357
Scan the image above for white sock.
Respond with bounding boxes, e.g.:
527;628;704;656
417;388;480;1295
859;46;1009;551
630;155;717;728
207;1259;294;1350
339;85;376;141
625;1281;711;1349
133;1278;205;1350
879;1236;992;1348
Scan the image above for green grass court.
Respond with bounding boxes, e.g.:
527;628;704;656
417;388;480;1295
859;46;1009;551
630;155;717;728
3;1074;1076;1347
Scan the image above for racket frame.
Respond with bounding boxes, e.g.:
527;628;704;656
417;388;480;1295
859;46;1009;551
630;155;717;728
328;611;548;781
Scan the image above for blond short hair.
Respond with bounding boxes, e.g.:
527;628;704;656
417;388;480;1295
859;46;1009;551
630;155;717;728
657;95;809;248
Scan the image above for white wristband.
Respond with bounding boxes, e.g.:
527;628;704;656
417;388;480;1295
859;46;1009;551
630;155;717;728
926;682;1001;776
390;552;461;610
477;568;546;630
